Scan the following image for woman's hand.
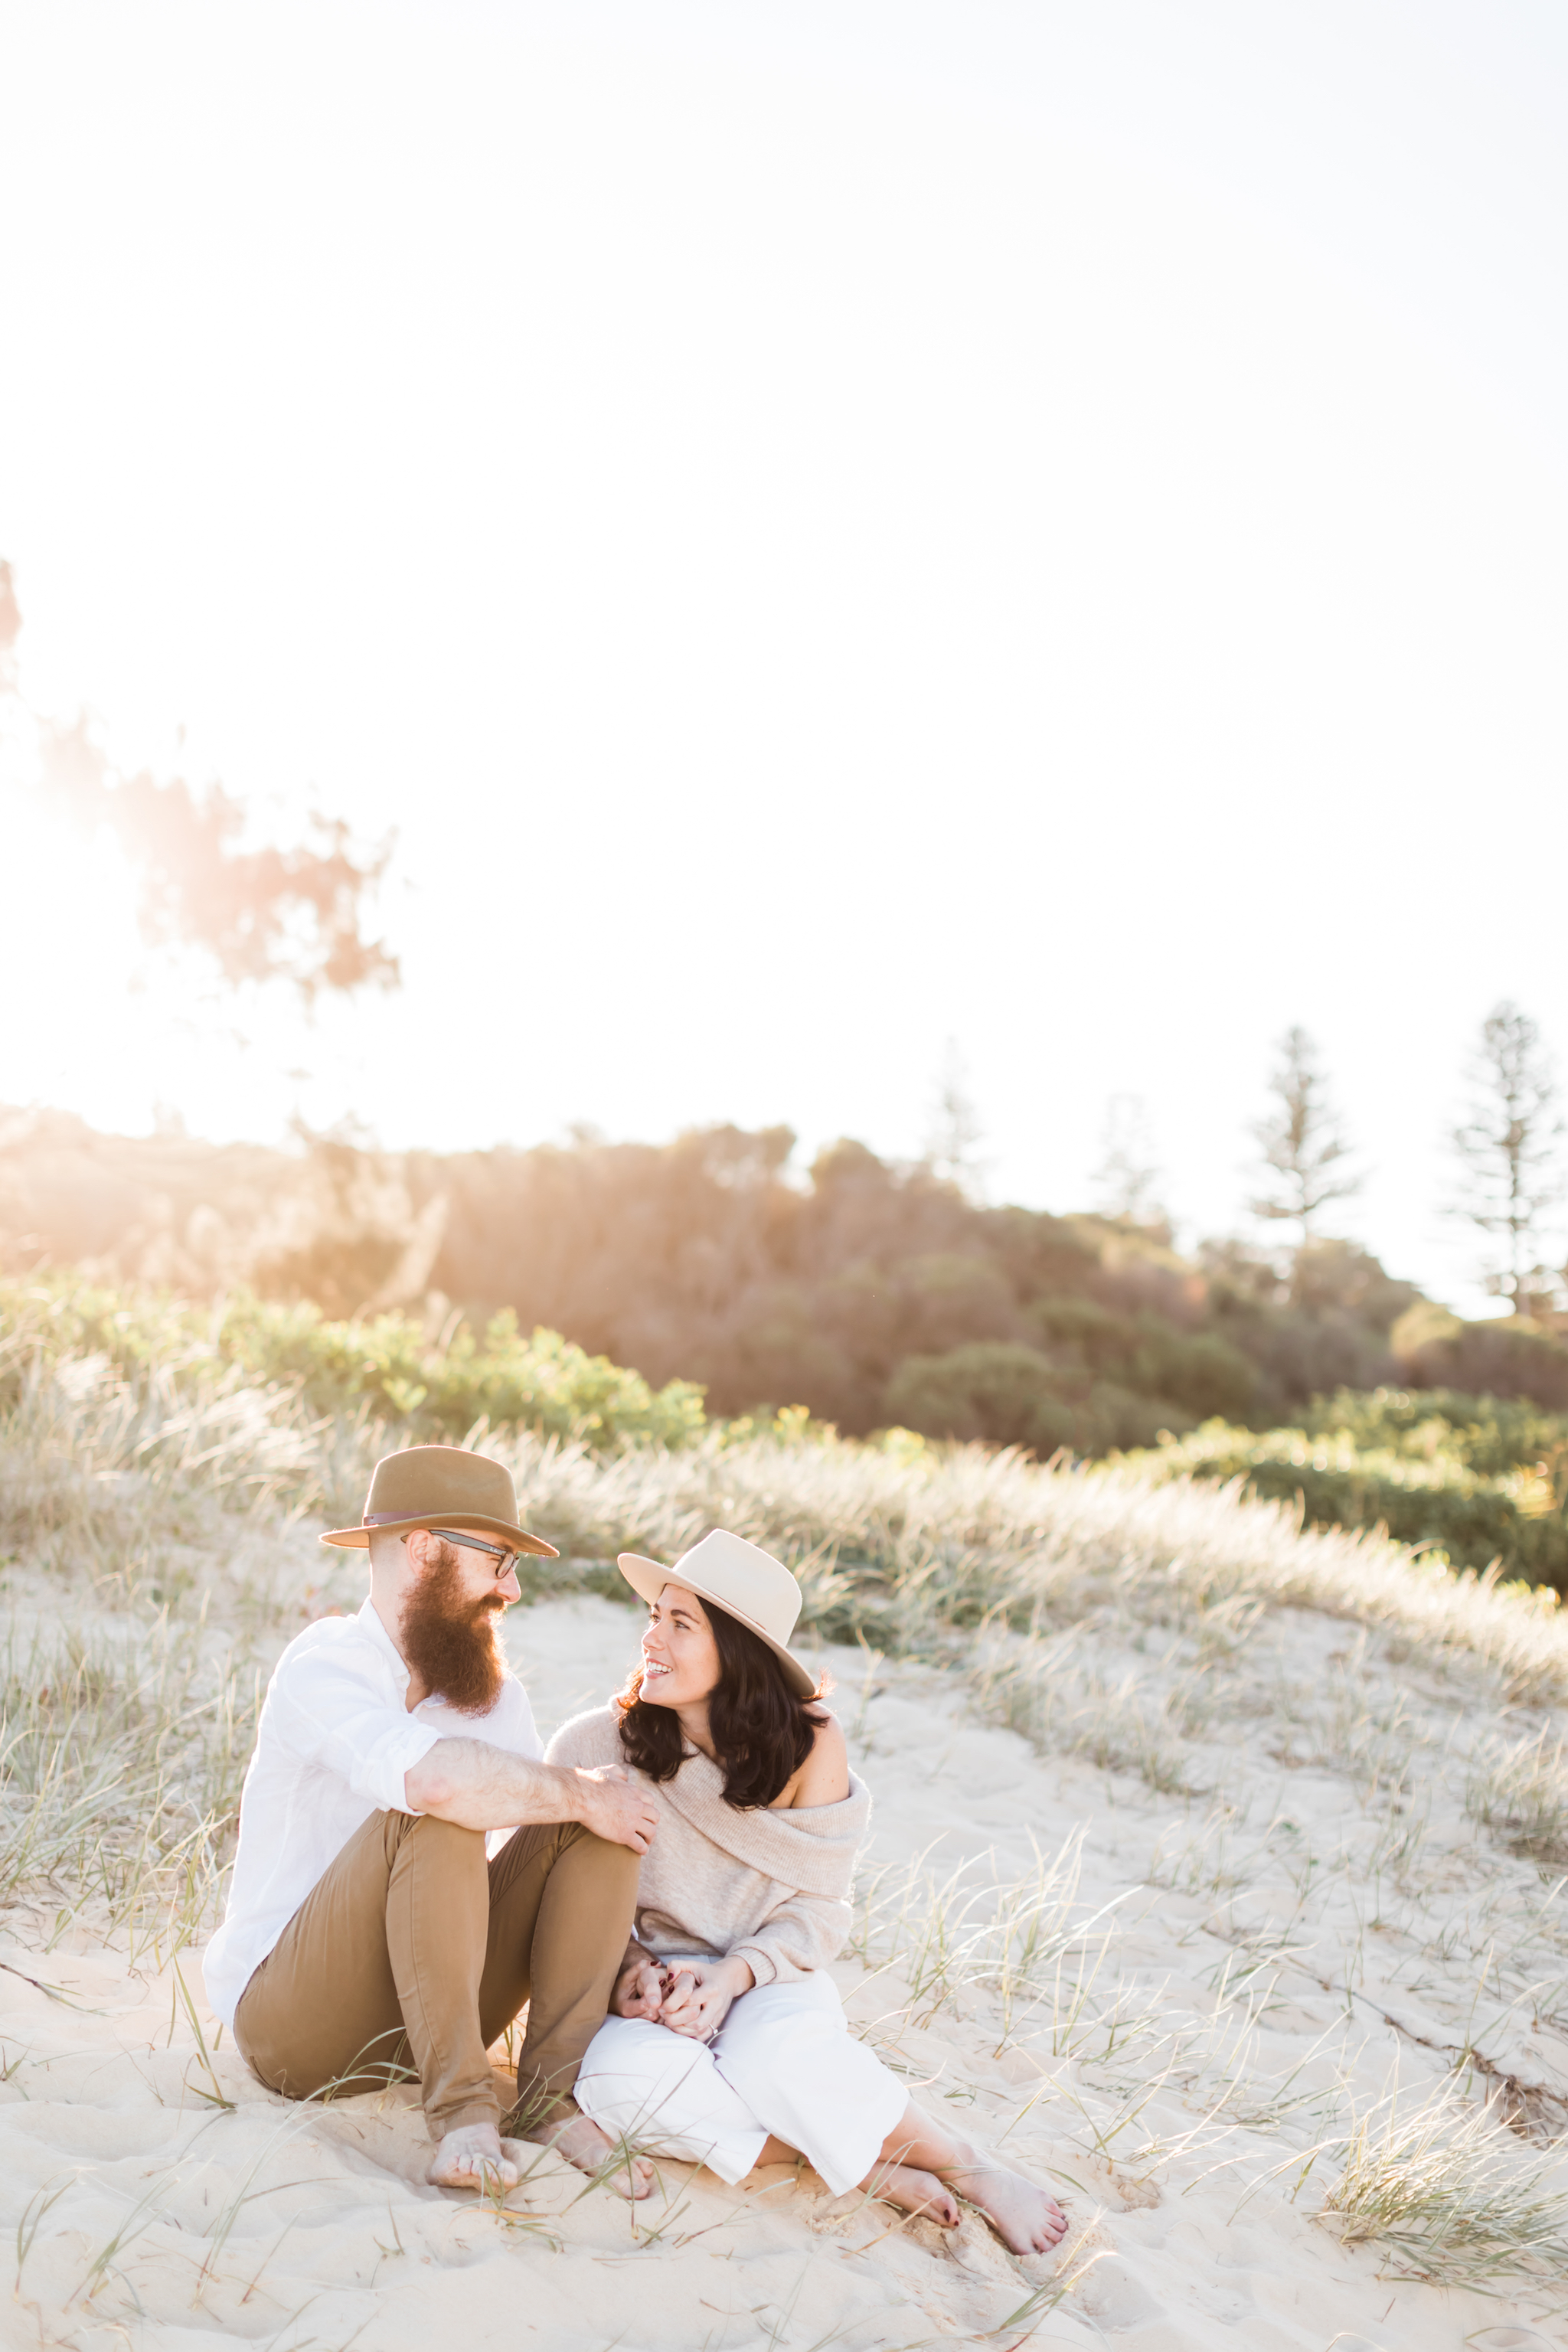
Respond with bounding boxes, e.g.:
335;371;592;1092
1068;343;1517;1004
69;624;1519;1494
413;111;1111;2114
610;1946;665;2020
658;1955;755;2041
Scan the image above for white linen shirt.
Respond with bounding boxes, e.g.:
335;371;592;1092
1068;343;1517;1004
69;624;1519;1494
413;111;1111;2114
202;1597;544;2029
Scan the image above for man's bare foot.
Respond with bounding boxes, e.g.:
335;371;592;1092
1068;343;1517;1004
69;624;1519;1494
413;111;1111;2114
426;2121;519;2192
861;2161;960;2227
941;2144;1067;2253
520;2108;655;2200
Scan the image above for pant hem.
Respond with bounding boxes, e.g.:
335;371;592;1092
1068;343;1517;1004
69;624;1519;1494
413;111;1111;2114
511;2087;580;2130
429;2098;502;2141
801;2078;910;2197
700;2127;769;2186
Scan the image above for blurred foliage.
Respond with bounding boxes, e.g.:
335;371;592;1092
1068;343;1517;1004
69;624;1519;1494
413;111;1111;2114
1133;1387;1568;1592
0;1276;706;1451
7;1112;1568;1462
886;1343;1079;1454
5;561;397;1008
1390;1301;1568;1410
8;1265;1568;1595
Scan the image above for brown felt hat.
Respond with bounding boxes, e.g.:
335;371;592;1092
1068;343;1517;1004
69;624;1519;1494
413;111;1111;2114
320;1444;559;1556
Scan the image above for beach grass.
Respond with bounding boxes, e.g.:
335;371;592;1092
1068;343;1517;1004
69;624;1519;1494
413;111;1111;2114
5;1298;1568;2318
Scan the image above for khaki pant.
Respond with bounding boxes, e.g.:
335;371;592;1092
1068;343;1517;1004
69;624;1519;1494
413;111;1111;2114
234;1810;638;2140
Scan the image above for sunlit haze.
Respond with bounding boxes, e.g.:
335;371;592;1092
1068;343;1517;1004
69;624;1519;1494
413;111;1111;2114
2;0;1565;1312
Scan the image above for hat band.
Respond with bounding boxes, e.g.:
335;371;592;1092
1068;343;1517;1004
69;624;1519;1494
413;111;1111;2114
364;1511;426;1524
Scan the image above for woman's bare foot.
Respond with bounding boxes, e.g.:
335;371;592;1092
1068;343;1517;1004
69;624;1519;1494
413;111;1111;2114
426;2122;519;2191
941;2144;1067;2253
520;2109;655;2200
861;2161;960;2227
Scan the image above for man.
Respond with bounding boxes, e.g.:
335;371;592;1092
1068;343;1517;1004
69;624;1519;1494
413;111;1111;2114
203;1443;659;2196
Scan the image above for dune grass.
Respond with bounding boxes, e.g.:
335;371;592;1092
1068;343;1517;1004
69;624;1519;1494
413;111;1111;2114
5;1296;1568;2309
1467;1727;1568;1867
7;1285;1568;1686
4;1308;1568;1959
0;1613;253;1962
1321;2074;1568;2285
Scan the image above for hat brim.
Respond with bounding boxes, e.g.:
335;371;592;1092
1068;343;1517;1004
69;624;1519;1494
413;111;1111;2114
618;1553;817;1700
322;1513;560;1557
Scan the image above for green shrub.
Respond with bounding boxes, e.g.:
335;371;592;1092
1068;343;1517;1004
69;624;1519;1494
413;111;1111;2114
1135;1403;1568;1592
1029;1296;1253;1423
1301;1387;1568;1482
884;1342;1075;1453
1393;1305;1568;1411
1082;1380;1184;1452
1031;1296;1129;1367
1129;1324;1255;1421
0;1277;707;1451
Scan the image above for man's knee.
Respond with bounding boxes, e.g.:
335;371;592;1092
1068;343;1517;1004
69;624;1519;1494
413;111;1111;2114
557;1821;642;1880
390;1810;488;1866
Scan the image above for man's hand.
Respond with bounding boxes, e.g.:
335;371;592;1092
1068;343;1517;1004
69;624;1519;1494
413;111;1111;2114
658;1955;754;2041
610;1945;665;2020
571;1764;659;1856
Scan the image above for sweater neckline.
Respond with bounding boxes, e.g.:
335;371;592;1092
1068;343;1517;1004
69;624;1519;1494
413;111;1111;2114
676;1740;844;1818
657;1748;871;1897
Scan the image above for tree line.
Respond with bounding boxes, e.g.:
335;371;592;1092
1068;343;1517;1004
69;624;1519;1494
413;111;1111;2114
8;1093;1568;1455
1236;1010;1566;1317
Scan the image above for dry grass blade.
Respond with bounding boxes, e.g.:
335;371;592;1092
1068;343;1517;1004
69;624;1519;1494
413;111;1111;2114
1468;1728;1568;1867
1321;2074;1568;2286
0;1616;250;1957
11;1289;1568;2334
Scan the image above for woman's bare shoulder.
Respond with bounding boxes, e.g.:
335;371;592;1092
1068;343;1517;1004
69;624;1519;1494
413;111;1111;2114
784;1709;851;1808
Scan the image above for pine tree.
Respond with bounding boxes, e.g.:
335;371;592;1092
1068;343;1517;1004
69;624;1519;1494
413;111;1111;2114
1250;1027;1360;1253
1450;1001;1565;1314
923;1038;986;1194
1093;1094;1165;1227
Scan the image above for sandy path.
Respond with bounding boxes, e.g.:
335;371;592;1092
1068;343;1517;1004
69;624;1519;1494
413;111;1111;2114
1;1592;1565;2350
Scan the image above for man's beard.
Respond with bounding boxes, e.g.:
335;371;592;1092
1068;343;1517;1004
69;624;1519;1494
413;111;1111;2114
399;1549;509;1714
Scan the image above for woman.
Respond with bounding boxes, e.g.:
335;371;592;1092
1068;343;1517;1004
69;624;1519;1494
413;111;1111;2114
546;1529;1067;2254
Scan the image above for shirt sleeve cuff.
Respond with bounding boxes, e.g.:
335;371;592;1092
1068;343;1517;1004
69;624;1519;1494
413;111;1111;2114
728;1941;779;1989
354;1719;446;1815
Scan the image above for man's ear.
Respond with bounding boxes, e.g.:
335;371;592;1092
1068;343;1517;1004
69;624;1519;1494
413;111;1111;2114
403;1528;432;1574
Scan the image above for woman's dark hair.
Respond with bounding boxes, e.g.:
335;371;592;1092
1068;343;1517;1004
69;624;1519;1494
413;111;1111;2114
616;1601;826;1809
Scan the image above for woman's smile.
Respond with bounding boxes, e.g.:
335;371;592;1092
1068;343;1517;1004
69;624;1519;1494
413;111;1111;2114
638;1584;721;1715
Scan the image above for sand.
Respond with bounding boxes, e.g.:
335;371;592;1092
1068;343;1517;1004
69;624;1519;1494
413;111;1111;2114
3;1589;1567;2352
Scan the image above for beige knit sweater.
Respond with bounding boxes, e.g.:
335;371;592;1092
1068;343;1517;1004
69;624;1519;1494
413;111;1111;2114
545;1706;871;1986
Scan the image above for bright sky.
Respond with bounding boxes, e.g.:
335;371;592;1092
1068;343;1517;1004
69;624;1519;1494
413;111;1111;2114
2;0;1565;1313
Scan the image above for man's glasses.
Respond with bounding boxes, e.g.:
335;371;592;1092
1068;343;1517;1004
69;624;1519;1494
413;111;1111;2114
427;1528;521;1581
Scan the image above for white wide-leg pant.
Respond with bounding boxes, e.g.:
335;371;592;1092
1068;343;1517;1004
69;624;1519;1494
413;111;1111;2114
573;1968;906;2195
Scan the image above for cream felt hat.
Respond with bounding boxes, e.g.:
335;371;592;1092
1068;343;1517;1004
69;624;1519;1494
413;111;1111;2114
321;1443;559;1556
617;1529;815;1699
